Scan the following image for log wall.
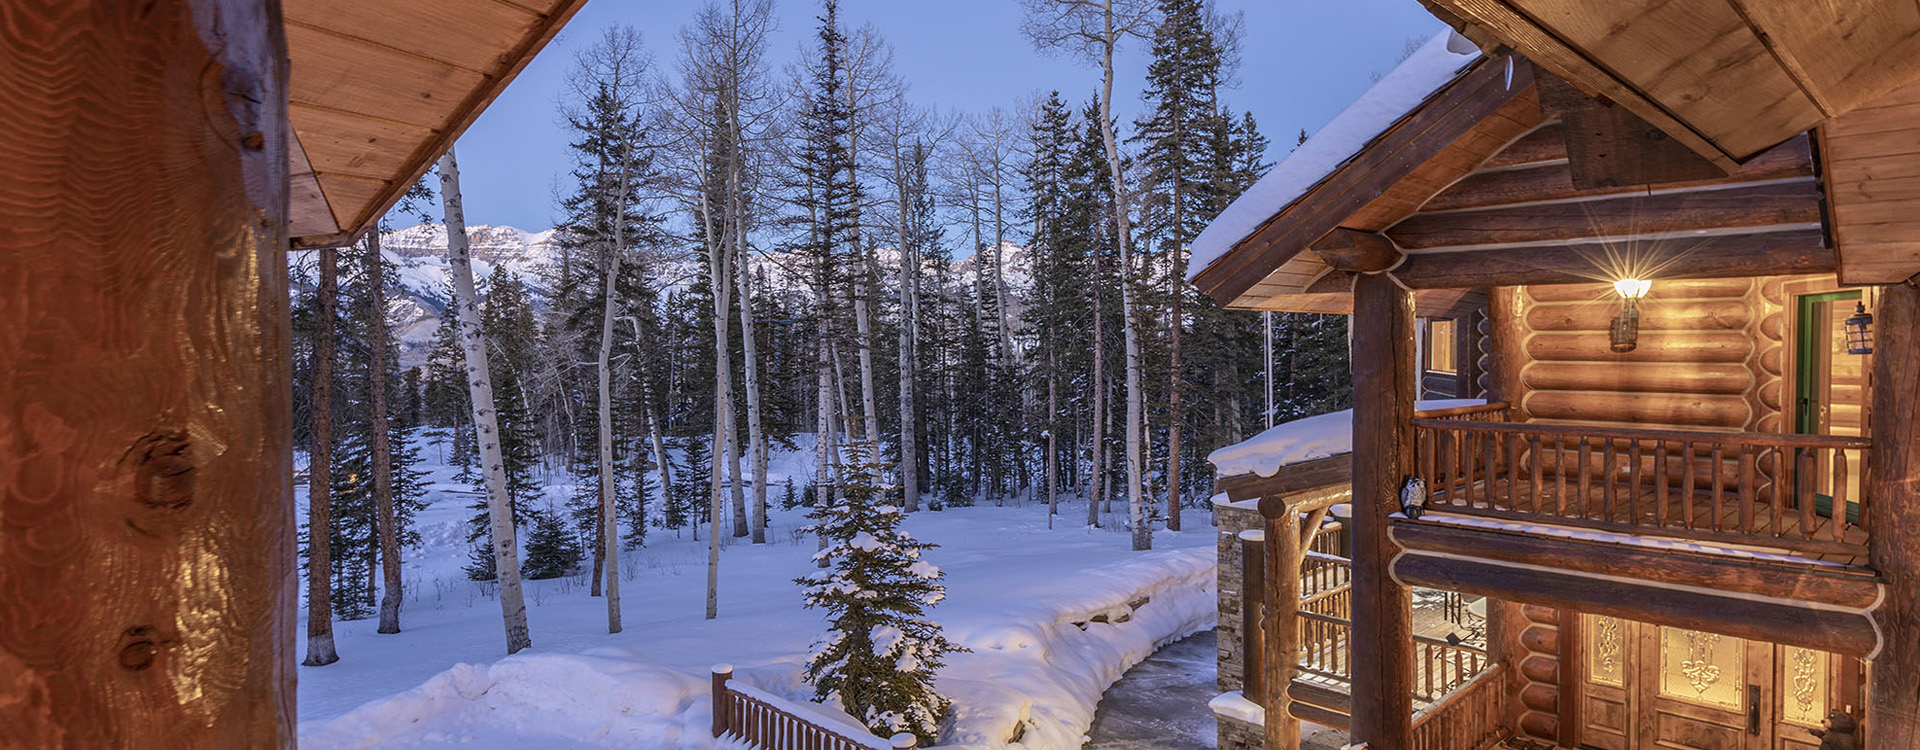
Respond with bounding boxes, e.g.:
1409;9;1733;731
1515;278;1800;433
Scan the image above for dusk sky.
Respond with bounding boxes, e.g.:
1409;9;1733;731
451;0;1447;232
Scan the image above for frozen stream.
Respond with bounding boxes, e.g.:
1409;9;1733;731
1083;630;1219;750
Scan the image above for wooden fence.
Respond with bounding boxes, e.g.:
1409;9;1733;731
712;666;914;750
1412;418;1871;559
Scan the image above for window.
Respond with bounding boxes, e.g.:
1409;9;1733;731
1426;319;1457;374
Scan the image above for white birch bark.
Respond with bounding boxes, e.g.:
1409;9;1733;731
596;143;634;634
437;147;532;653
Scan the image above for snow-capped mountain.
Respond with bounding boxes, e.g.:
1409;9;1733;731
294;223;1035;370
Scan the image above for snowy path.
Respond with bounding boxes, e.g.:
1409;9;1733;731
297;491;1216;750
1083;630;1218;750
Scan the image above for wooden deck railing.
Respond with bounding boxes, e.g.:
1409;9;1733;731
1412;418;1872;559
1295;610;1489;703
712;666;914;750
1412;401;1509;422
1410;664;1509;750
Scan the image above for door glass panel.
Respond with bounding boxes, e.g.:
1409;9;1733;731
1659;627;1744;710
1781;647;1830;727
1588;614;1625;687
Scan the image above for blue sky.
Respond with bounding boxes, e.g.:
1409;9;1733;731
452;0;1447;232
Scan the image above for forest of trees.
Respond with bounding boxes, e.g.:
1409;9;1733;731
293;0;1354;660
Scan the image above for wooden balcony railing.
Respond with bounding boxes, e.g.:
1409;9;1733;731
1296;609;1489;703
1410;664;1508;750
712;666;914;750
1413;401;1510;423
1411;418;1872;560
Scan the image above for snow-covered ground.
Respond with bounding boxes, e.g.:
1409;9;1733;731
297;435;1217;749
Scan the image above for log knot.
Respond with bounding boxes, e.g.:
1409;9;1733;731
131;432;194;509
116;626;160;671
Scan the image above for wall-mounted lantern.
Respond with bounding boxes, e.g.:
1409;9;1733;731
1846;301;1874;355
1610;279;1651;353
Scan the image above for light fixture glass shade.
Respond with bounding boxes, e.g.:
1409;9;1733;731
1613;278;1652;299
1846;302;1873;355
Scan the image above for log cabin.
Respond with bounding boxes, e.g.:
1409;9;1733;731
1194;6;1920;750
0;0;585;745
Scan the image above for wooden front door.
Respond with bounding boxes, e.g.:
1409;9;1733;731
1579;616;1852;750
1635;625;1769;750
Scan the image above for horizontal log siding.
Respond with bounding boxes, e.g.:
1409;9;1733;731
1518;280;1770;432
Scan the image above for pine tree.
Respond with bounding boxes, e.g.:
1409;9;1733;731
798;441;960;745
521;505;586;580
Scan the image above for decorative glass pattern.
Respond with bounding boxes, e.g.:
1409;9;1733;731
1587;615;1624;687
1782;647;1830;727
1659;627;1744;710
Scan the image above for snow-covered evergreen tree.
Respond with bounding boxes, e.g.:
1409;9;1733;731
797;441;960;745
521;505;585;580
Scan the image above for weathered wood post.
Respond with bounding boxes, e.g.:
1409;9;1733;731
1350;271;1417;749
711;664;733;738
0;0;293;746
1240;529;1267;705
1261;502;1304;750
1868;281;1920;750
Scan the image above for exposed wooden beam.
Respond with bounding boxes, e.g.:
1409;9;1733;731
1312;228;1405;273
1535;69;1731;188
1391;521;1882;610
1386;180;1822;251
1727;0;1920;118
1392;551;1881;657
1215;455;1353;504
1388;229;1835;289
0;0;294;745
1192;54;1535;305
1421;135;1813;214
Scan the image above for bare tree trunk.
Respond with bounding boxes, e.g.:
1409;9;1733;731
1047;347;1059;527
813;212;835;566
1088;250;1105;529
897;169;919;512
736;260;768;545
1094;4;1148;551
369;230;403;635
708;208;736;613
853;268;881;447
437;147;531;653
597;145;635;634
304;246;341;666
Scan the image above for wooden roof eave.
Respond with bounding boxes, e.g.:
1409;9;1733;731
1193;53;1536;308
1422;0;1920;171
283;0;592;249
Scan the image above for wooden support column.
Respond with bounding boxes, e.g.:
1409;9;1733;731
1487;286;1528;421
1350;272;1416;749
1241;531;1267;706
1868;281;1920;750
1260;503;1303;750
0;0;293;747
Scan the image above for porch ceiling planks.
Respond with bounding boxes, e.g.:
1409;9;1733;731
1819;77;1920;284
282;0;589;248
1426;0;1920;167
1195;54;1537;308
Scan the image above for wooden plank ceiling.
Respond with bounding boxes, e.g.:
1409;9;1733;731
1425;0;1920;170
1820;77;1920;284
283;0;589;248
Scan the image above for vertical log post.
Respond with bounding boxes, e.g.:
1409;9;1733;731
1868;281;1920;750
1260;500;1303;750
1351;272;1417;749
712;664;733;738
0;0;292;746
1241;530;1267;705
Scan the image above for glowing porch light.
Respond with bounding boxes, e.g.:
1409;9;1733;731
1610;279;1650;353
1846;301;1874;355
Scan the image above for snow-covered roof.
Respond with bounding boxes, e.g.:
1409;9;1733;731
1207;399;1484;478
1186;29;1484;283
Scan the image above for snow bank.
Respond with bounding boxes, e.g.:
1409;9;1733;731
298;653;738;750
936;546;1215;749
1187;29;1483;282
1208;399;1483;478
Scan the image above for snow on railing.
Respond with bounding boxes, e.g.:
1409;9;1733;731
711;665;914;750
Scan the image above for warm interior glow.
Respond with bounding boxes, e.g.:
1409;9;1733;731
1613;278;1652;299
